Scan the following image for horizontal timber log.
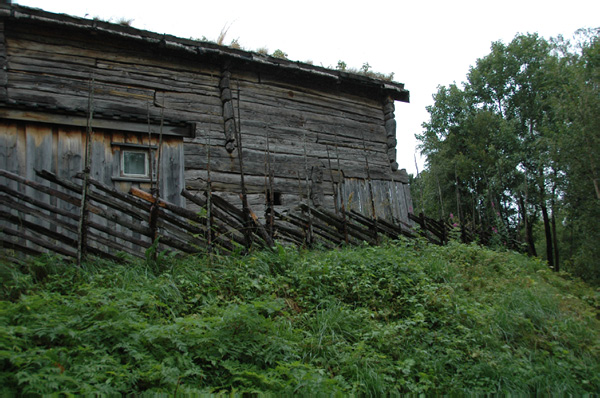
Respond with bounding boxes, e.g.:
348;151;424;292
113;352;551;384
242;72;384;112
184;147;392;181
236;79;384;123
0;224;77;259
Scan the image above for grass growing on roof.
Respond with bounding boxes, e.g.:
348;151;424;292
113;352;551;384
1;239;599;394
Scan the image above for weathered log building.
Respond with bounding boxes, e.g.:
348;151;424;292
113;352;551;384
0;4;412;235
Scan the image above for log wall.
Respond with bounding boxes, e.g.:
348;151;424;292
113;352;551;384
0;14;412;225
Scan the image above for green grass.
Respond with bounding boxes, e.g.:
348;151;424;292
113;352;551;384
1;239;599;395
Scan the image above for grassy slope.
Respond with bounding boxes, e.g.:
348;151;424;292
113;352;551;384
1;239;599;395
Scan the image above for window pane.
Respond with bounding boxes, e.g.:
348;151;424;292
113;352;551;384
123;151;147;176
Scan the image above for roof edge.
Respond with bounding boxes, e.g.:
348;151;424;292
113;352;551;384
0;4;409;103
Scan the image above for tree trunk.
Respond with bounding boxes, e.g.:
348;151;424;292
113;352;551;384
551;207;559;272
454;164;463;221
527;218;537;257
518;194;537;257
584;130;600;200
454;164;465;242
550;175;559;272
541;202;555;270
436;172;444;219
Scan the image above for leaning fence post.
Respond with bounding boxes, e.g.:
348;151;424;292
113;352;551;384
302;131;313;246
234;78;253;250
334;131;349;245
77;77;94;266
362;133;379;244
206;121;213;255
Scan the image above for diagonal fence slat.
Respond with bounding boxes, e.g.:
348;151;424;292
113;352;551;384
5;167;469;263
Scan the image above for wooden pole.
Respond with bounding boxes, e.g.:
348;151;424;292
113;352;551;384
235;79;252;249
362;133;379;244
295;171;308;246
386;156;399;223
302;130;313;246
454;163;465;242
148;95;165;257
264;126;274;239
77;77;94;266
325;142;338;215
415;154;425;215
334;131;348;244
147;102;155;195
206;121;213;254
146;102;159;256
155;95;165;199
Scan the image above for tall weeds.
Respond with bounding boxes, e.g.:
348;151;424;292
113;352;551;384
1;240;599;394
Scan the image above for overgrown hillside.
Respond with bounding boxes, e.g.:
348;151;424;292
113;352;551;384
1;240;599;395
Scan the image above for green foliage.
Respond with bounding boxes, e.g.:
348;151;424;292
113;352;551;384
416;30;600;280
271;49;288;59
115;17;134;27
1;242;599;395
334;60;395;81
336;60;347;71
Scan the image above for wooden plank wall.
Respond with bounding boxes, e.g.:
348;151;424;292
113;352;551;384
342;178;413;224
0;121;184;204
0;120;185;254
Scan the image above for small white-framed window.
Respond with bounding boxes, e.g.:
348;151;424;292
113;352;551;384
111;142;157;182
121;150;149;178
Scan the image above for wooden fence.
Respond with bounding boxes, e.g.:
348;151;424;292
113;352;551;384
408;212;491;246
0;167;422;263
0;168;267;262
2;168;486;264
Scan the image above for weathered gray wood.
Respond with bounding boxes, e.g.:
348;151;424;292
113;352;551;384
0;208;78;251
0;22;7;102
6;30;220;75
236;103;387;144
1;12;412;231
223;124;388;156
57;126;83;240
185;138;389;172
235;79;384;124
23;124;54;241
0;169;80;205
238;71;385;113
158;141;185;206
0;236;45;257
0;223;77;258
0;109;193;137
0;122;19;191
0;194;77;235
0;170;155;244
154;91;221;114
185;146;392;181
340;177;412;223
39;170;151;221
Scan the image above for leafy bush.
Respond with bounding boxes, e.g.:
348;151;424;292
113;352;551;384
1;240;599;394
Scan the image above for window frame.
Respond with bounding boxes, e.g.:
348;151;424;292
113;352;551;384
121;149;150;178
111;142;158;182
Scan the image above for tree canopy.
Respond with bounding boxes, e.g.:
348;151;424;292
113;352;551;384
414;29;600;283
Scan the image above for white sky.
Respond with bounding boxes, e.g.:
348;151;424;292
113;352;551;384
14;0;600;175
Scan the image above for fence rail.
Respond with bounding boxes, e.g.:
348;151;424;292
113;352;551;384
408;212;491;246
0;169;268;262
1;168;482;263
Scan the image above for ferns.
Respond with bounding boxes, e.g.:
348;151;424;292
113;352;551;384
1;241;599;394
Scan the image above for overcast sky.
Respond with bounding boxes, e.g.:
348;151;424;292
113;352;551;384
14;0;600;174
